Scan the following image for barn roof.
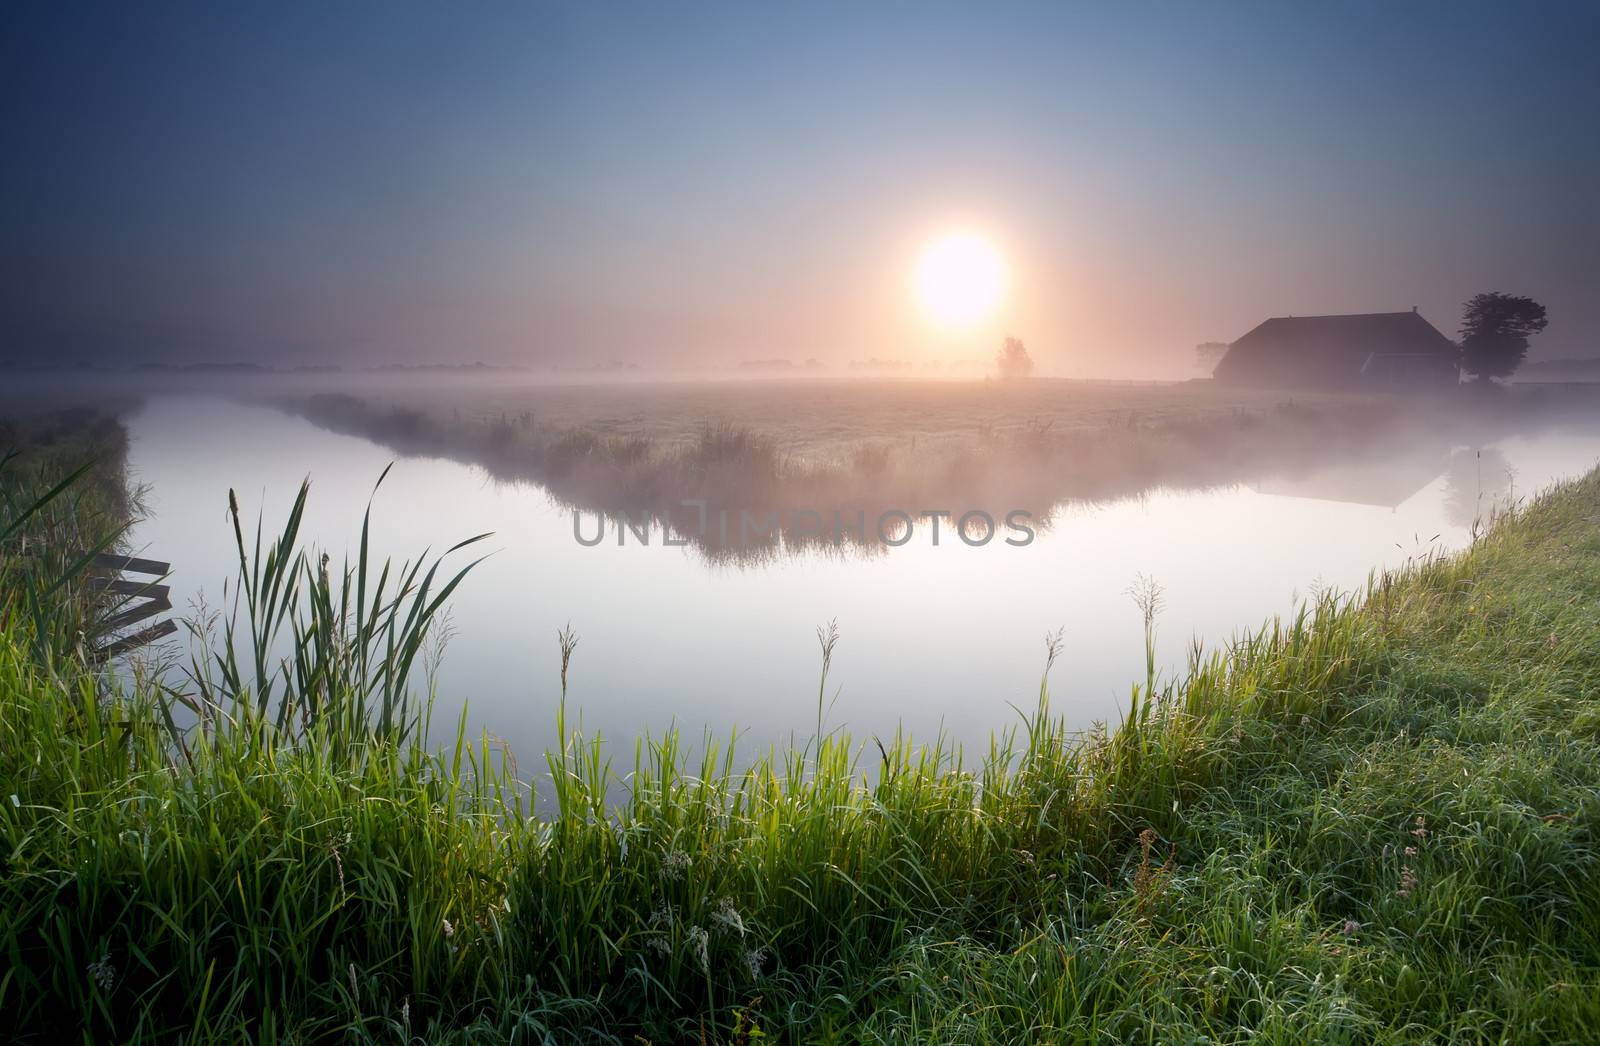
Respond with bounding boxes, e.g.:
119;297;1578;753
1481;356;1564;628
1214;311;1457;386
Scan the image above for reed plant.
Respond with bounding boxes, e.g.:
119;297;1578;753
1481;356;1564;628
183;467;490;753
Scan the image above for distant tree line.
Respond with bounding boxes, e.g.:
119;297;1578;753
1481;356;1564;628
738;358;825;372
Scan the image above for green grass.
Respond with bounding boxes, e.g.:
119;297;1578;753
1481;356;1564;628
0;409;134;664
2;433;1599;1041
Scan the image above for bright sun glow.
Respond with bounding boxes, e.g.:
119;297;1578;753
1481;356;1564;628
914;232;1006;329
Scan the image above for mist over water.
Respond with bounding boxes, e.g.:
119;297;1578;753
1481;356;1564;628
120;395;1600;769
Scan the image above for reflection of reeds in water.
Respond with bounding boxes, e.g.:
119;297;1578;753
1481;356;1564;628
283;385;1600;564
279;392;1292;563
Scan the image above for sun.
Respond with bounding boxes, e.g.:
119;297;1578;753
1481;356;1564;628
914;232;1006;329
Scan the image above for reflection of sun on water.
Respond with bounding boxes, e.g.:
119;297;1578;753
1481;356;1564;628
914;232;1005;329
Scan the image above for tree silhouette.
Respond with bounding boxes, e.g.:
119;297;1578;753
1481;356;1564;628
996;336;1035;379
1459;292;1547;382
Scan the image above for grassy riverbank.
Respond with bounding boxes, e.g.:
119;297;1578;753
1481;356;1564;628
2;423;1599;1041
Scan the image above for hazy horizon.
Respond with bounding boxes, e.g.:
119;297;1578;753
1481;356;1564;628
4;1;1598;378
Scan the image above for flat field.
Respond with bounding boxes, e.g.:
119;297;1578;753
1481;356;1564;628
309;376;1373;467
267;376;1600;562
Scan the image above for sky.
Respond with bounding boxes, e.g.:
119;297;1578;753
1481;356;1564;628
3;1;1598;376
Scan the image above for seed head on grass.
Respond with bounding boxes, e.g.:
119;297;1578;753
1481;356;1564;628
711;898;745;938
814;619;841;745
1043;628;1065;673
1132;828;1175;915
422;607;457;692
87;953;115;993
816;619;839;676
686;926;710;972
1126;574;1165;631
557;623;579;697
661;849;691;882
1126;574;1165;713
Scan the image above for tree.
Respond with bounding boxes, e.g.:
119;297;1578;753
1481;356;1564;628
1459;292;1547;382
1195;341;1229;371
995;336;1034;379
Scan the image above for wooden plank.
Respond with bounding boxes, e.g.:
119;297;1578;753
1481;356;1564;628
90;553;170;576
89;578;171;599
102;596;172;632
95;619;178;659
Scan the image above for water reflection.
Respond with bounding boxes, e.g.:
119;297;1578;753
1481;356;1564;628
282;388;1600;565
1442;447;1516;528
121;397;1600;777
1254;446;1449;508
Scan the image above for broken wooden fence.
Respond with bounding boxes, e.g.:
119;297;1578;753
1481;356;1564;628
89;553;176;659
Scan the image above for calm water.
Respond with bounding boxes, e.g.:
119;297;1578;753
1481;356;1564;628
122;396;1600;765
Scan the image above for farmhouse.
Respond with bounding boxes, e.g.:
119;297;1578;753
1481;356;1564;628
1213;309;1459;391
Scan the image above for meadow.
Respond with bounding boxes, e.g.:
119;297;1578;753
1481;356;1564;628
3;408;1599;1041
277;373;1600;463
273;376;1600;559
286;376;1390;476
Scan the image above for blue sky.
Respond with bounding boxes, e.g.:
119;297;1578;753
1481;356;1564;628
3;1;1597;373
